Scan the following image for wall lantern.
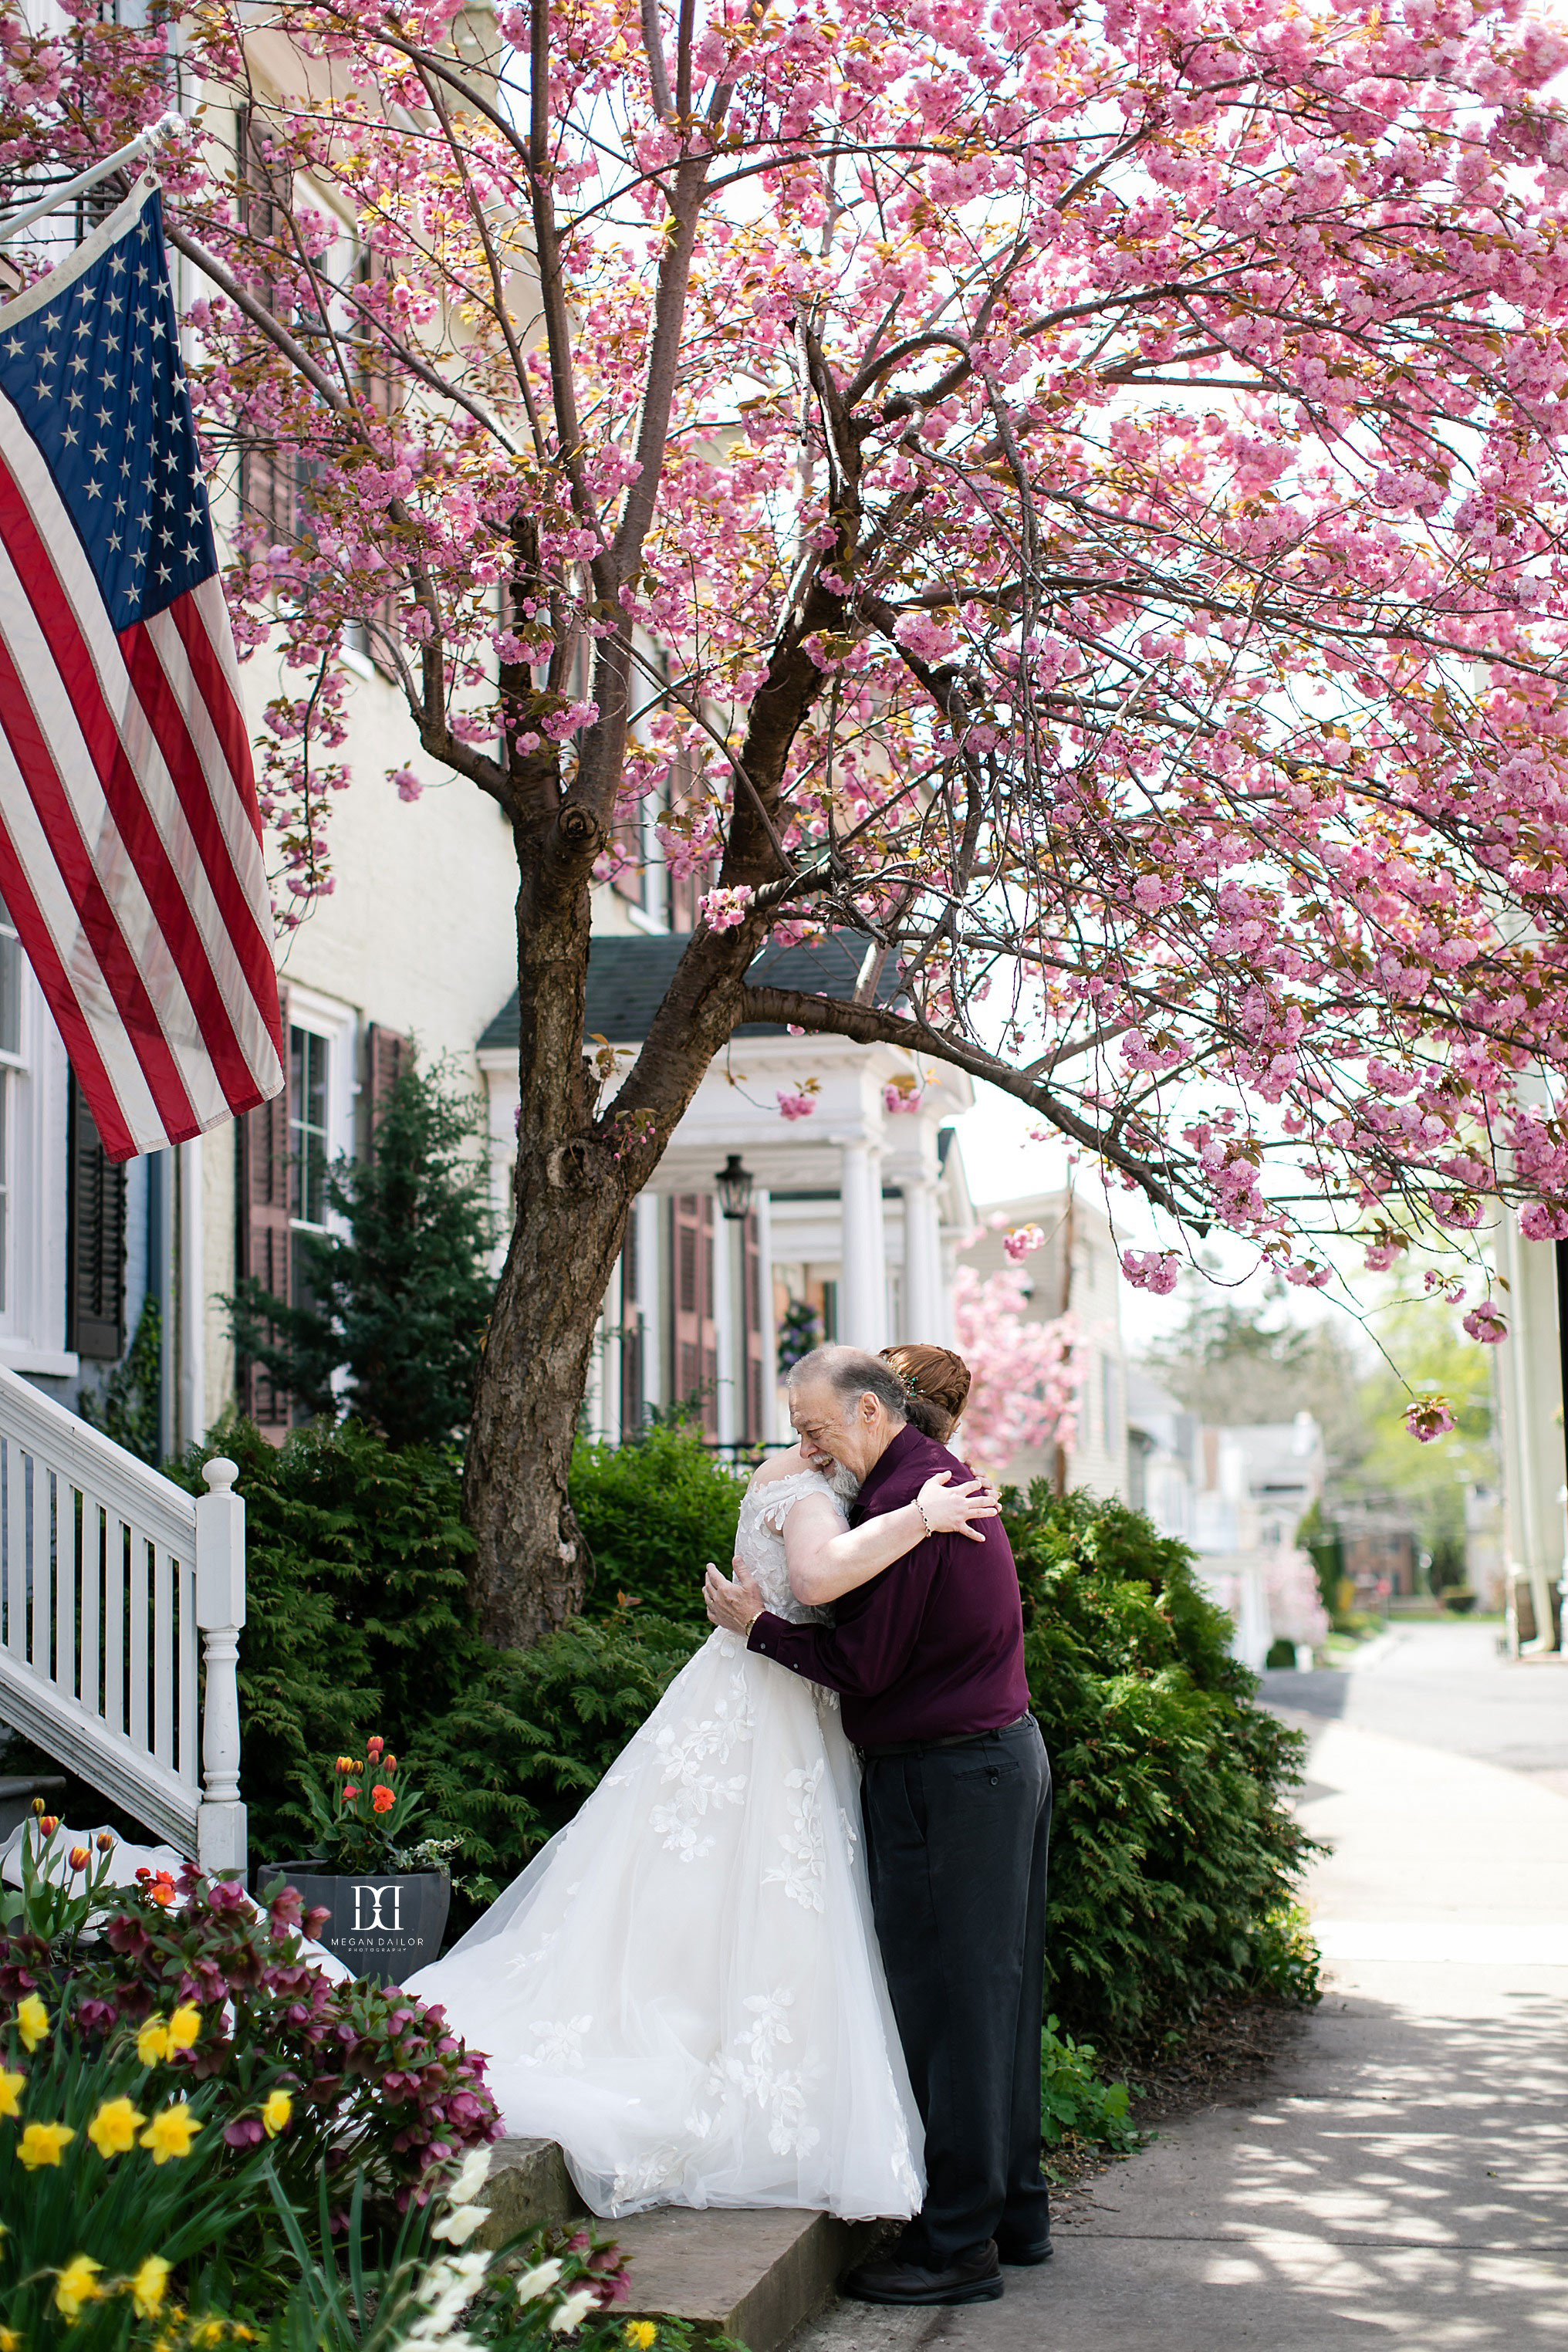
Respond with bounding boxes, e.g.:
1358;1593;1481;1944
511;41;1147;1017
715;1154;754;1222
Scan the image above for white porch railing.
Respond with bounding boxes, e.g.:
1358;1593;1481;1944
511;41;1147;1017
0;1363;246;1875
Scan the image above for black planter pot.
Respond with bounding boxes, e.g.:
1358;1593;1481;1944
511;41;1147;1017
268;1862;451;1986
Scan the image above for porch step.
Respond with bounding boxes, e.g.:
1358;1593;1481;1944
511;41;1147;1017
614;2205;880;2352
479;2139;880;2351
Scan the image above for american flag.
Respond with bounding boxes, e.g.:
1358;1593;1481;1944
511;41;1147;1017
0;171;282;1161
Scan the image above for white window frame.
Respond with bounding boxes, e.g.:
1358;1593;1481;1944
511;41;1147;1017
283;985;358;1245
0;921;75;1374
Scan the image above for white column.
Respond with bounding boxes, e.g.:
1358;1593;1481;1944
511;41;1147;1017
1495;1208;1564;1650
600;1254;623;1446
901;1169;945;1345
178;1135;206;1452
837;1139;886;1350
712;1198;739;1445
195;1457;247;1880
637;1193;663;1412
754;1187;779;1441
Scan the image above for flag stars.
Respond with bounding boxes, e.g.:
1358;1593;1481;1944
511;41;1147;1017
3;336;20;359
106;530;122;553
66;390;83;411
106;292;123;315
109;255;125;276
85;478;103;498
61;424;79;447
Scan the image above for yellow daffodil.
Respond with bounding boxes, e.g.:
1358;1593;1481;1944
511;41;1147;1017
53;2254;103;2320
86;2095;146;2158
15;1994;49;2053
167;2004;201;2052
140;2102;201;2164
262;2088;292;2138
18;2120;74;2168
130;2254;172;2318
0;2324;20;2350
0;2066;24;2118
137;2016;171;2067
626;2323;659;2349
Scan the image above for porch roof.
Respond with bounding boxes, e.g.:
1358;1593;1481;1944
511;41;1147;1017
478;930;903;1053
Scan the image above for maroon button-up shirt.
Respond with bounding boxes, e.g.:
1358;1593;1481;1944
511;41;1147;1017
745;1422;1031;1746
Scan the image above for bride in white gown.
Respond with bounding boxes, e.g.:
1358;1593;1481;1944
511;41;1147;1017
407;1441;995;2221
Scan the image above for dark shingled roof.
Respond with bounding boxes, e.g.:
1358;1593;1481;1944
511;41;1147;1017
478;931;903;1053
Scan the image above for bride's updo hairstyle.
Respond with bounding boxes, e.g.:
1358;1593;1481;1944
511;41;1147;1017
879;1344;972;1446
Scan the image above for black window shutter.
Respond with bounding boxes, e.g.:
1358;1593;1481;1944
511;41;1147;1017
67;1074;127;1360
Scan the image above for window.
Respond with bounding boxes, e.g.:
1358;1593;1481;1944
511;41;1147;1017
0;897;76;1371
290;1025;331;1230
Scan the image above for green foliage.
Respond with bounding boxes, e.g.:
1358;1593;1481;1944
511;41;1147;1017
1004;1485;1320;2052
167;1418;479;1870
224;1060;495;1450
80;1294;164;1468
570;1418;746;1626
1039;2017;1140;2165
1245;1901;1323;2007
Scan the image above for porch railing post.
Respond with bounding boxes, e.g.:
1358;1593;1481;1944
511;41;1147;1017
194;1457;247;1881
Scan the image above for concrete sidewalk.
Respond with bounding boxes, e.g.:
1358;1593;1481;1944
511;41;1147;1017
793;1642;1568;2350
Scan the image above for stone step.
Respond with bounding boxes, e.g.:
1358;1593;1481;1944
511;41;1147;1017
480;2138;880;2352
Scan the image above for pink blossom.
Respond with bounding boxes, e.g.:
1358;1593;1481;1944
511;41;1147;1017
391;767;424;803
1003;1224;1046;1262
1121;1249;1180;1295
1405;1396;1458;1444
777;1091;816;1120
698;884;755;932
1462;1301;1507;1344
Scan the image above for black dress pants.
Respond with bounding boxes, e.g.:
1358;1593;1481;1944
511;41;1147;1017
860;1715;1053;2266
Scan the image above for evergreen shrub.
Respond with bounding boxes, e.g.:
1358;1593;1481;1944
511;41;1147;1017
569;1417;746;1625
1005;1484;1320;2053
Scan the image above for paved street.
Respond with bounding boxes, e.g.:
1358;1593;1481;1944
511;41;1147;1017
795;1623;1568;2350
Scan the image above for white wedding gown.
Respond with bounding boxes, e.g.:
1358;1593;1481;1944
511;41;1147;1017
407;1465;924;2220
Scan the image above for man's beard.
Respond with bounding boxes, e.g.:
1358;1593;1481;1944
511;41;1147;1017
823;1458;861;1505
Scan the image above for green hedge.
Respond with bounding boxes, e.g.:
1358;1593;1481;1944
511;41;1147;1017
1006;1484;1317;2049
158;1419;1314;2038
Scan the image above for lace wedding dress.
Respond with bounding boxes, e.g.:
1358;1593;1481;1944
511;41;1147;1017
407;1465;924;2221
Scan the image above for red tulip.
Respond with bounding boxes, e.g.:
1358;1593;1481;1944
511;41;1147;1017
371;1785;395;1814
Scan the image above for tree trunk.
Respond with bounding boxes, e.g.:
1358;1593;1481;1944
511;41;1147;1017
463;1138;631;1646
461;807;640;1646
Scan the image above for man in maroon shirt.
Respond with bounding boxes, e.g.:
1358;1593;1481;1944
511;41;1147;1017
705;1346;1053;2306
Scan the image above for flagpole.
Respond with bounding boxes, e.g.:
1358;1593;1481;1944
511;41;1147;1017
0;112;182;246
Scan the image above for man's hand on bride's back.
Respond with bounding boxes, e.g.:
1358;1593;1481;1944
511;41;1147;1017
705;1559;765;1634
918;1472;1001;1543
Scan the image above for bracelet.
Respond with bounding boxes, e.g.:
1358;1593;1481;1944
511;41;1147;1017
914;1494;934;1538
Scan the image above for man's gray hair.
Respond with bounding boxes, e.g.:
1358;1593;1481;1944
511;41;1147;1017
787;1343;908;1421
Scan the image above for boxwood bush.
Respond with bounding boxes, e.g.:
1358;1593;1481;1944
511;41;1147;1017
1005;1483;1319;2050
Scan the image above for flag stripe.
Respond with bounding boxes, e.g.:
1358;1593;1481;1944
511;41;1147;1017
0;176;282;1161
0;449;253;1114
0;809;139;1158
0;401;277;1085
122;621;280;1058
0;603;201;1131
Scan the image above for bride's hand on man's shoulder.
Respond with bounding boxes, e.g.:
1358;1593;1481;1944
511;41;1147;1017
918;1472;1001;1543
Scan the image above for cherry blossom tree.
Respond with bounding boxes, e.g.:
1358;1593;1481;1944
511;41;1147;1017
951;1263;1076;1480
8;0;1568;1642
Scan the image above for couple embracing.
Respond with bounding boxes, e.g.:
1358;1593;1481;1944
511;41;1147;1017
411;1343;1053;2308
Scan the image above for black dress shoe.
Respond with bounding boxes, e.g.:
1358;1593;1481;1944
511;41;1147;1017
995;2232;1053;2266
843;2240;1004;2306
